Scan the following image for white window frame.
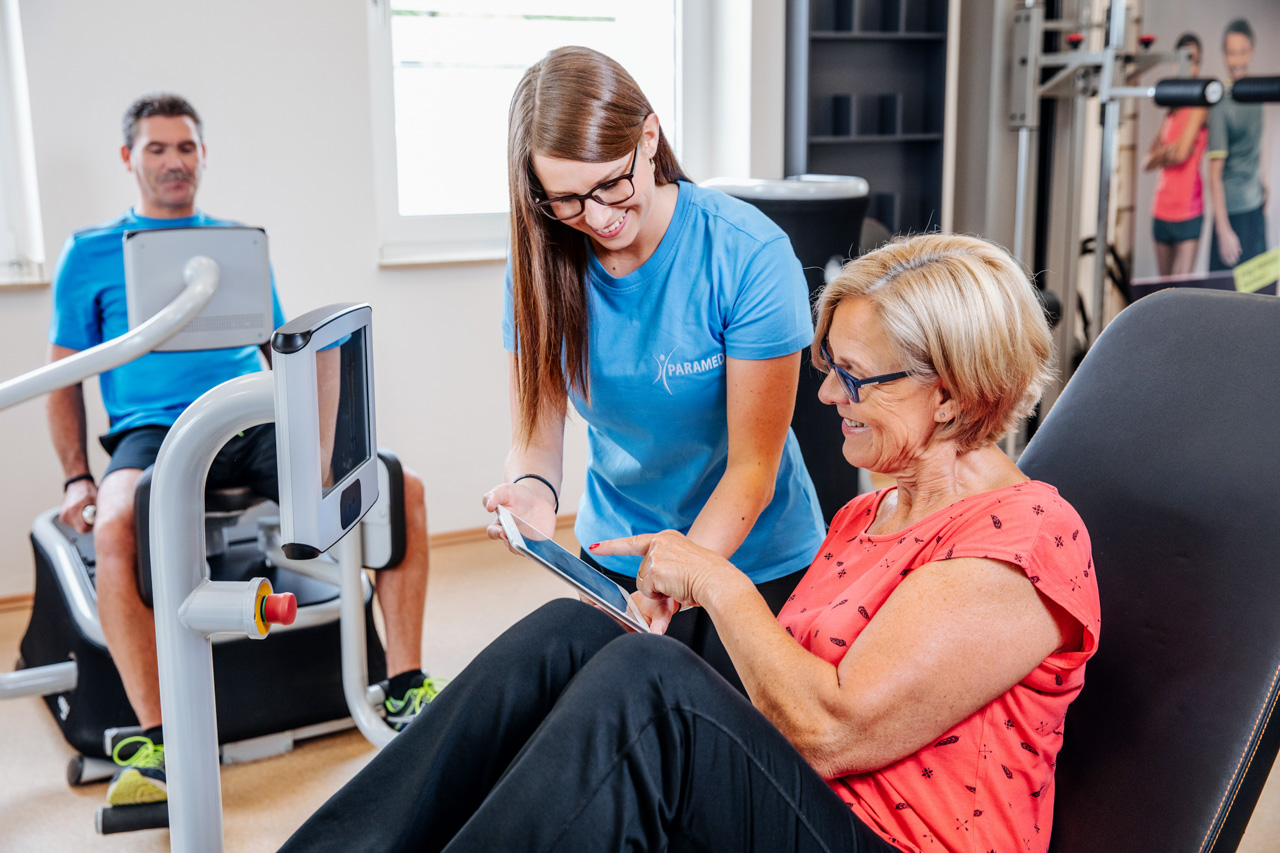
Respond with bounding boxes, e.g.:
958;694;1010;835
366;0;508;266
0;0;46;288
365;0;711;268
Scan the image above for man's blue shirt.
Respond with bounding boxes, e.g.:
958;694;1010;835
504;181;825;583
49;209;286;435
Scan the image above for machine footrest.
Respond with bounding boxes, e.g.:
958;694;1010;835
96;802;168;834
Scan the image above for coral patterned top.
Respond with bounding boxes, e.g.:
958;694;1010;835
776;481;1100;853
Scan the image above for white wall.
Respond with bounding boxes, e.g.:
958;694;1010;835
750;0;788;179
952;0;1017;245
679;0;787;182
0;0;786;598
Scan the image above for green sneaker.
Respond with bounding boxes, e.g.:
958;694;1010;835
384;676;447;732
106;735;167;806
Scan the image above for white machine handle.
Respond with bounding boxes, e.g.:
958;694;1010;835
0;256;219;412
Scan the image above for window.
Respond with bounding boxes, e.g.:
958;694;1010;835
367;0;679;266
0;0;45;286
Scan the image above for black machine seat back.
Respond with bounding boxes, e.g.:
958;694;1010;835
1018;289;1280;852
131;467;269;605
130;450;408;608
203;485;263;515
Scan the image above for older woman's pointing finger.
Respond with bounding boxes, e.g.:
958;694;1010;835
590;531;750;635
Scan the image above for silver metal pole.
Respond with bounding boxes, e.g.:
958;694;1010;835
0;660;76;698
1013;127;1033;264
335;528;394;748
1058;89;1088;379
1005;124;1038;458
783;0;810;176
0;257;218;411
1090;1;1127;344
150;372;275;853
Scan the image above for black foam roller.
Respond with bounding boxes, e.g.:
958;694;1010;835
96;802;169;834
1153;78;1223;107
66;755;85;787
1232;76;1280;103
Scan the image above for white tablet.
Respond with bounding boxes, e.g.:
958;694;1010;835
496;507;651;634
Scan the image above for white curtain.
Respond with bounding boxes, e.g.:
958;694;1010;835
0;0;44;284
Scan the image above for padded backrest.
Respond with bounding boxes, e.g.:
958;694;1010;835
130;450;409;606
1019;289;1280;853
131;467;267;606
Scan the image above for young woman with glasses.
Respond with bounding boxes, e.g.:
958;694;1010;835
482;46;825;691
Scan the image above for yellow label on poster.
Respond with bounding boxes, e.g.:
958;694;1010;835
1234;247;1280;294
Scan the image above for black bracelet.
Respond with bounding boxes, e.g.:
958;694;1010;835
63;473;94;492
513;474;559;513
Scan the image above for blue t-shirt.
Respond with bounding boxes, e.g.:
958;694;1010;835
48;210;286;435
504;181;825;582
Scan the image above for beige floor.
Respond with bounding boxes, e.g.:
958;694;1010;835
0;531;576;852
1;528;1279;852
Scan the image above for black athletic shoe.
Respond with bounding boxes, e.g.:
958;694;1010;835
383;676;447;732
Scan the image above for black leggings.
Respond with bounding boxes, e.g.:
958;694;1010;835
278;600;899;853
581;547;805;695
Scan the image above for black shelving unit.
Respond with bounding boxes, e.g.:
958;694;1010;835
785;0;949;235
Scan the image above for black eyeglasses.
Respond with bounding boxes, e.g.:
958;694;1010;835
533;145;640;221
819;339;914;403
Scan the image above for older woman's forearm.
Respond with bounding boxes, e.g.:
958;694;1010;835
700;574;886;774
759;665;929;776
702;573;971;779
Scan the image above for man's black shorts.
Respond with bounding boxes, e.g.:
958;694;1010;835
100;424;280;502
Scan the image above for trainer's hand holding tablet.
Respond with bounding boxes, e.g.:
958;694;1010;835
496;507;652;634
482;480;558;551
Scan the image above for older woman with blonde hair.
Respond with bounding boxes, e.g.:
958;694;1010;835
280;234;1099;853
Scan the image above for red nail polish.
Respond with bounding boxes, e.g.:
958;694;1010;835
588;543;599;550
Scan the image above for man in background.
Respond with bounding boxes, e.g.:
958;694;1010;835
48;93;441;808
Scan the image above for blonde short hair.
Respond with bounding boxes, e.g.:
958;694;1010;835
812;233;1054;452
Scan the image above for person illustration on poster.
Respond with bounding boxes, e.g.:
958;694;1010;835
1144;33;1209;277
1208;18;1269;271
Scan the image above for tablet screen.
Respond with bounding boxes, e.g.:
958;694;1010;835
504;512;631;614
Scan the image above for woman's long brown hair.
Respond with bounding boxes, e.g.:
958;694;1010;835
507;46;687;444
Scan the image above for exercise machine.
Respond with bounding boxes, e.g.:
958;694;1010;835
0;228;403;834
155;302;381;851
1008;2;1222;350
1006;1;1280;396
152;303;381;848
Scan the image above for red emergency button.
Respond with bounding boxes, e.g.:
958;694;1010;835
262;593;297;626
